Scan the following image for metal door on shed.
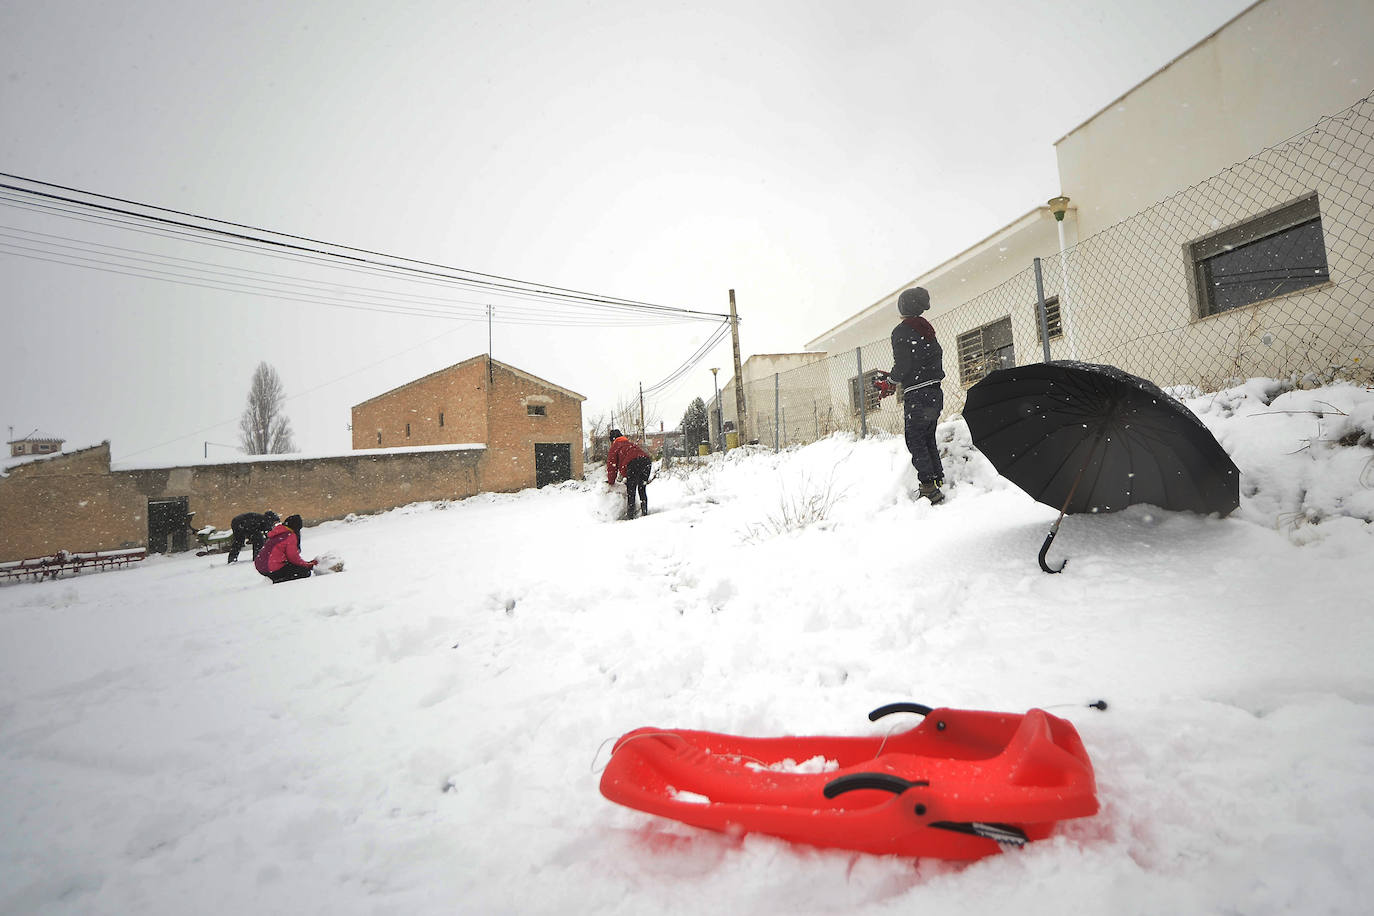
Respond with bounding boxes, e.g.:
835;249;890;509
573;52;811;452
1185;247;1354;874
534;443;571;487
147;497;191;554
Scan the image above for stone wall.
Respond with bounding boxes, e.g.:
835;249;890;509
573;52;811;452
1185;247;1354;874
0;442;486;563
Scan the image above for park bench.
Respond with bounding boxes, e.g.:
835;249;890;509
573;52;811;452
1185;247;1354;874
0;547;147;584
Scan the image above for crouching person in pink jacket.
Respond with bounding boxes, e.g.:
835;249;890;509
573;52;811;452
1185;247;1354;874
255;514;317;584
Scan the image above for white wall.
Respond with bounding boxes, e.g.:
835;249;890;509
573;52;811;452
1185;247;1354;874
805;207;1066;357
1055;0;1374;239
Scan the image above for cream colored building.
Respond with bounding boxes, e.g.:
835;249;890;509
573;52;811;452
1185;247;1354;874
802;0;1374;421
712;352;829;447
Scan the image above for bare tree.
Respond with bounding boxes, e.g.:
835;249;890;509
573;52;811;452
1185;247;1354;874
586;413;609;462
238;362;297;454
610;393;659;442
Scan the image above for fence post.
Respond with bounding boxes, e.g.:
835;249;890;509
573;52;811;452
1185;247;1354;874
774;373;780;452
1033;257;1053;364
856;347;867;438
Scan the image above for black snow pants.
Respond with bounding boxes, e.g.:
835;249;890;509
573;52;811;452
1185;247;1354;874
227;523;266;564
625;455;652;517
268;562;313;584
902;386;945;485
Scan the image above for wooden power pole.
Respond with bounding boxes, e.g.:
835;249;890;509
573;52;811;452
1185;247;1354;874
729;289;747;444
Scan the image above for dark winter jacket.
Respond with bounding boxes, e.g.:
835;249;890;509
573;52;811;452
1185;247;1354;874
606;436;650;485
258;523;314;574
231;512;276;537
890;316;945;394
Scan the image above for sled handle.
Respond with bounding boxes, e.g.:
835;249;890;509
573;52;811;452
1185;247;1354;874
868;702;933;721
823;773;929;799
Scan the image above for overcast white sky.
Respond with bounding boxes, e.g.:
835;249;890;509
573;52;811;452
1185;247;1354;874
0;0;1257;464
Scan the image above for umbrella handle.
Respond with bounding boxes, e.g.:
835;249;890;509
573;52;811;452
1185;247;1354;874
1038;528;1067;574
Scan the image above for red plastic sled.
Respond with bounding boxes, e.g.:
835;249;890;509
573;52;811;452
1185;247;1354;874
599;703;1098;860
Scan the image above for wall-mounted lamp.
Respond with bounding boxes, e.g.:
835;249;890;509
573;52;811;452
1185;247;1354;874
1047;195;1071;221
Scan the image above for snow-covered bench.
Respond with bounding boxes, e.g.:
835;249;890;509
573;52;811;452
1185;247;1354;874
0;548;147;583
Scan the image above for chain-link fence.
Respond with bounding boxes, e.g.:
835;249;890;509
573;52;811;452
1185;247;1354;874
716;91;1374;451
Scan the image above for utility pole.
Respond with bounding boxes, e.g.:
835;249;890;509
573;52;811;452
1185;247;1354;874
729;289;746;444
638;382;645;443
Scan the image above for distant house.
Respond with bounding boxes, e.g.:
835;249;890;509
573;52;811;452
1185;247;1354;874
0;358;587;564
712;352;830;448
351;355;586;490
8;430;64;457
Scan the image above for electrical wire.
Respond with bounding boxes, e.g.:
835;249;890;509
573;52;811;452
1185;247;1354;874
0;173;730;323
0;191;698;326
642;321;732;394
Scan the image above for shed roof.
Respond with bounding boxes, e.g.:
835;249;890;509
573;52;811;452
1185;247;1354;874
351;355;586;409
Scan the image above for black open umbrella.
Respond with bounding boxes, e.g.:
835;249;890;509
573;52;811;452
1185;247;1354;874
962;360;1240;573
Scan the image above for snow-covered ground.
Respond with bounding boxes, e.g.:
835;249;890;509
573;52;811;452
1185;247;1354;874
2;379;1373;916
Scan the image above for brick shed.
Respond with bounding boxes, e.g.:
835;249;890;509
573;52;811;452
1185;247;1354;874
350;355;585;491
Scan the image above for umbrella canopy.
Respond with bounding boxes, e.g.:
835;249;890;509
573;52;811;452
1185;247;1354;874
963;361;1240;518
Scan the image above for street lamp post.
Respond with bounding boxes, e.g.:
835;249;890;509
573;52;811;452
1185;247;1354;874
1048;195;1081;360
709;367;721;451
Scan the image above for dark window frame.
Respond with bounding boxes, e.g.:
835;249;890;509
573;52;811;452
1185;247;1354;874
957;316;1015;386
1035;295;1062;344
848;368;886;415
1190;193;1330;317
527;404;547;417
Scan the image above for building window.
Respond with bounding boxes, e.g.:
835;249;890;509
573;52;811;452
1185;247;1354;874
405;422;411;438
957;316;1015;386
1190;193;1329;317
439;411;444;427
1034;295;1062;344
527;405;547;416
376;431;382;445
848;369;886;414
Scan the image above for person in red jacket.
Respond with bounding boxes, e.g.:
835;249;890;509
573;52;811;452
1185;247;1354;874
255;514;317;583
606;429;653;519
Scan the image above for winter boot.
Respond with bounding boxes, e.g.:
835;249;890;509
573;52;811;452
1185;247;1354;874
639;499;648;517
917;480;945;505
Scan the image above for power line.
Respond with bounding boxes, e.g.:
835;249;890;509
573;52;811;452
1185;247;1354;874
0;173;730;322
0;191;696;326
642;321;732;394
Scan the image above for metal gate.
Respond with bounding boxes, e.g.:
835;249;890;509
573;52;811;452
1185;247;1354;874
534;443;571;487
147;497;191;554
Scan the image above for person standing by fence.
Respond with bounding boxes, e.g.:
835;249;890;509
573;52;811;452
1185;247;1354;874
888;287;946;504
606;429;653;519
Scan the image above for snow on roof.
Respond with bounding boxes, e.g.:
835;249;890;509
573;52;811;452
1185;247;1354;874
111;442;486;472
6;429;65;444
1;442;97;476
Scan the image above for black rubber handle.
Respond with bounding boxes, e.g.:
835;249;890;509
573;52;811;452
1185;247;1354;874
867;702;933;721
1038;529;1067;574
822;773;929;799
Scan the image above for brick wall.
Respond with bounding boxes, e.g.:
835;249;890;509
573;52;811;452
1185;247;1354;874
0;443;486;562
351;359;489;450
350;356;584;492
482;361;585;491
0;444;146;560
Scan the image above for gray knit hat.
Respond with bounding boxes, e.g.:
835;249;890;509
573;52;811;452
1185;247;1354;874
897;287;930;317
